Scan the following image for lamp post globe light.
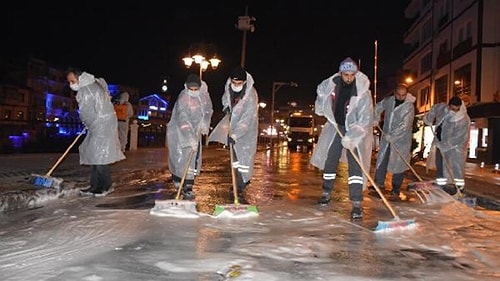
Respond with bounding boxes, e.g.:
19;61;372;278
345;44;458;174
182;43;221;80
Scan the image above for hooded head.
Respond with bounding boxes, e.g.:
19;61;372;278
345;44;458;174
185;74;201;89
229;66;247;92
119;91;129;104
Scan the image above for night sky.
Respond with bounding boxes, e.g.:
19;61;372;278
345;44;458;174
6;1;411;112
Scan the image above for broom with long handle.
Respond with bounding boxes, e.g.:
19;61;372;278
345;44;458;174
30;128;87;189
151;133;200;214
229;142;240;204
376;125;423;182
332;122;416;232
174;148;197;200
377;125;450;203
430;125;464;198
212;113;258;217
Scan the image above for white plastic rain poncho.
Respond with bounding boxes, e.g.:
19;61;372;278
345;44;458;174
374;93;416;174
75;72;125;165
310;71;373;187
208;72;258;183
167;81;213;180
116;92;134;151
424;101;470;181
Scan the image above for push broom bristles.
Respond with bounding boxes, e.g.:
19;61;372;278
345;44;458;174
150;147;200;218
374;217;417;233
30;174;64;189
212;143;259;218
213;204;258;217
30;129;85;190
150;199;199;218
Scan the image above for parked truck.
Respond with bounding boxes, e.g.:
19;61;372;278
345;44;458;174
286;112;316;151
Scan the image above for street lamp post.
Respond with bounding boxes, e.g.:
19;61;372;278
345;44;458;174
182;43;221;80
270;81;298;149
236;6;256;68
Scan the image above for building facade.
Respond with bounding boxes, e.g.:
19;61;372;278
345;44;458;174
0;57;170;153
403;0;500;164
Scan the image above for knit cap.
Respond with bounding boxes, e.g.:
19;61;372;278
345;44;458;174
229;66;247;81
339;57;358;73
186;74;201;88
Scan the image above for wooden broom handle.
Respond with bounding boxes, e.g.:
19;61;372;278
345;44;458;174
333;123;399;219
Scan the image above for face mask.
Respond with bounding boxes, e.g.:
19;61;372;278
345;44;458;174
70;83;80;91
188;90;200;95
231;84;243;92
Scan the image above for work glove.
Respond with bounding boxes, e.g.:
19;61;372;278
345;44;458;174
341;135;356;150
384;133;393;143
227;135;237;145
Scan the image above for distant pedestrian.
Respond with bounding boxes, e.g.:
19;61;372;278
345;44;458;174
167;73;213;199
114;91;134;152
209;66;259;204
424;96;470;191
66;68;125;196
310;57;373;219
370;83;416;200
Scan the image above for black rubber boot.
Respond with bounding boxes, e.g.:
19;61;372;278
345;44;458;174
317;192;331;205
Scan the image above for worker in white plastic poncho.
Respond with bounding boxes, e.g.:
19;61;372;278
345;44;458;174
424;96;470;192
310;57;373;219
167;74;213;200
208;66;258;204
66;68;126;196
370;83;416;200
115;91;134;152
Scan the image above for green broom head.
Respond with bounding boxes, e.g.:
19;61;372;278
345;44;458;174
213;204;259;217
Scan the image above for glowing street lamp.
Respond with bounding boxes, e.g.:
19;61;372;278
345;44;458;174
183;43;221;80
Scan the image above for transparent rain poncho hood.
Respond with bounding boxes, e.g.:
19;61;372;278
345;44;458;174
374;93;416;173
424;101;470;180
167;80;213;180
310;71;373;187
208;71;259;183
75;72;125;165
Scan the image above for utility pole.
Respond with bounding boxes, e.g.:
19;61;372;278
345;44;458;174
236;6;256;68
270;81;298;150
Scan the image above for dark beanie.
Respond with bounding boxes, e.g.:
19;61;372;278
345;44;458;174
396;83;408;90
230;66;247;81
186;73;201;88
449;96;462;106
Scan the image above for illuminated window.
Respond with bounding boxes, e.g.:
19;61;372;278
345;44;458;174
434;75;448;104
